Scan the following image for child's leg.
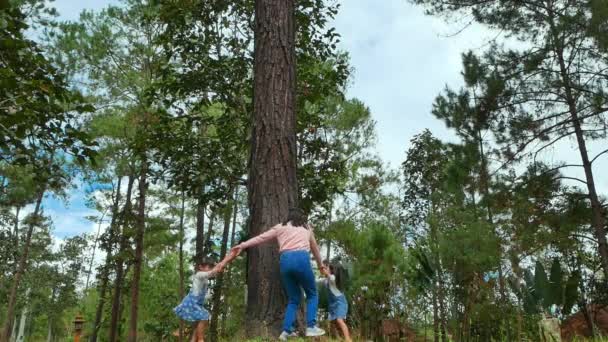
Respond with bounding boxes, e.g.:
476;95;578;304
189;323;197;342
195;320;208;342
336;319;352;342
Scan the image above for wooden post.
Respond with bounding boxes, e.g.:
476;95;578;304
73;314;85;342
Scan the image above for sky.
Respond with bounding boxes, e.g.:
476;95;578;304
43;0;608;240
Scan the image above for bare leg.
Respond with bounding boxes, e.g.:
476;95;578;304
336;319;352;342
330;321;337;338
189;323;197;342
196;320;208;342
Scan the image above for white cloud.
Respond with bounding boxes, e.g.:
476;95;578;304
333;0;496;168
333;0;608;194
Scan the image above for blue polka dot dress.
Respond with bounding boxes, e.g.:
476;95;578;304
323;275;348;321
174;271;212;322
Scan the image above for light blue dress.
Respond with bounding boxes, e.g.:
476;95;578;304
174;271;212;322
320;274;348;320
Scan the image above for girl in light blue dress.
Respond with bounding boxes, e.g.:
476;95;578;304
174;253;236;342
319;261;352;342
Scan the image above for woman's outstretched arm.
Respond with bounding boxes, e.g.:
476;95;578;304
309;228;326;274
234;224;280;250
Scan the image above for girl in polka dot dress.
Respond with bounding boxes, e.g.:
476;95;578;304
174;252;236;342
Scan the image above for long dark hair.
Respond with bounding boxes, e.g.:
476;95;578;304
326;260;349;292
194;256;216;269
282;207;308;227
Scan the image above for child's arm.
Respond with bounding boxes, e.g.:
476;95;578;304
220;248;239;266
209;250;240;276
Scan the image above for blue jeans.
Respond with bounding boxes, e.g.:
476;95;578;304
279;250;318;332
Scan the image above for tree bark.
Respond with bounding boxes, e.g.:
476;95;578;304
90;177;123;342
128;158;148;342
178;192;186;342
248;0;298;336
1;191;44;342
109;175;135;342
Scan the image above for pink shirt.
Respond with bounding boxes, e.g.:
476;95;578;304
239;222;313;252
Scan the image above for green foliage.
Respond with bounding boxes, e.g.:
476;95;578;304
139;253;181;339
328;219;406;336
515;258;580;316
0;1;96;168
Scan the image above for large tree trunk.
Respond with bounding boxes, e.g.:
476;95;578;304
178;192;186;342
209;192;234;342
247;0;298;336
1;191;44;342
90;177;123;342
196;195;206;259
128;158;148;342
549;8;608;283
109;175;135;342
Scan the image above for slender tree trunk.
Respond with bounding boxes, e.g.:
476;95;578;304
109;175;135;342
85;210;108;293
9;317;16;342
437;277;448;342
90;177;123;342
578;268;597;337
248;0;298;336
203;211;217;256
128;158;148;342
221;188;239;337
325;204;332;262
1;191;44;342
12;206;20;265
15;304;27;342
196;195;206;258
209;192;235;342
433;285;439;342
549;8;608;283
178;192;186;342
46;322;52;342
477;132;506;303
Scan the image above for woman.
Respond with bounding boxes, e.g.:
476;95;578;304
231;208;327;341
